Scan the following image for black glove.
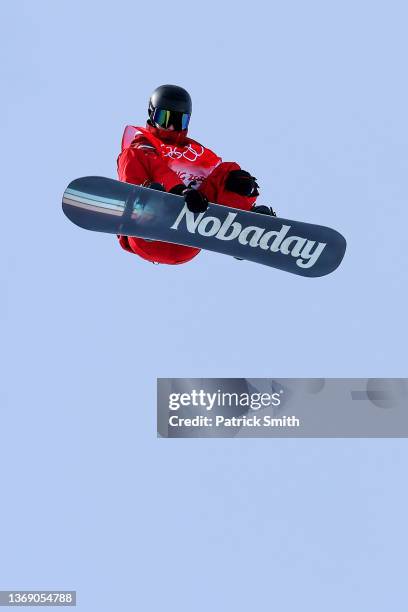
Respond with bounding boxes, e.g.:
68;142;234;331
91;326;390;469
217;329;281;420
169;183;208;212
145;181;166;191
169;183;209;213
169;183;186;196
252;204;276;217
225;170;259;197
183;188;209;213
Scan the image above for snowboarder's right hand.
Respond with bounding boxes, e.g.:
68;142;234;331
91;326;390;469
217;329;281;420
225;169;259;197
183;188;209;213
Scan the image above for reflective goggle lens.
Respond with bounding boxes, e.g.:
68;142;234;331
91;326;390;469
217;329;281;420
152;108;190;130
181;112;190;130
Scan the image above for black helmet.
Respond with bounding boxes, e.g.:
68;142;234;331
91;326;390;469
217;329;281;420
148;84;192;131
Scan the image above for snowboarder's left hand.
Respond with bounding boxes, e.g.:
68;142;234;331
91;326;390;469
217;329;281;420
225;169;259;197
168;183;208;213
183;188;209;213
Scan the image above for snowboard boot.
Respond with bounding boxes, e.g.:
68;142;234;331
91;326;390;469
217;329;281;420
252;204;277;216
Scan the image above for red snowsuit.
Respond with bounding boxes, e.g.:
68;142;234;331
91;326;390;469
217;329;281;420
117;123;258;264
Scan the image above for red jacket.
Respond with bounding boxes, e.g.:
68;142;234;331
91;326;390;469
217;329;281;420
117;124;257;264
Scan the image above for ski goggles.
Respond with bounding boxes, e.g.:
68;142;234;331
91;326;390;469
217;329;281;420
151;107;190;131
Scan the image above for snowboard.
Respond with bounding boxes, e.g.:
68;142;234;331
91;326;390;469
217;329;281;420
62;176;346;277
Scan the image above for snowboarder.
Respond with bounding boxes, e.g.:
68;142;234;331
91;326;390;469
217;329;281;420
117;84;274;265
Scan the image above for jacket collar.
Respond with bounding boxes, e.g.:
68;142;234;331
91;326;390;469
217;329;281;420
146;121;188;145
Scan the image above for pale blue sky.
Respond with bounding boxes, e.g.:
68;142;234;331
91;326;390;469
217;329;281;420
2;1;408;610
